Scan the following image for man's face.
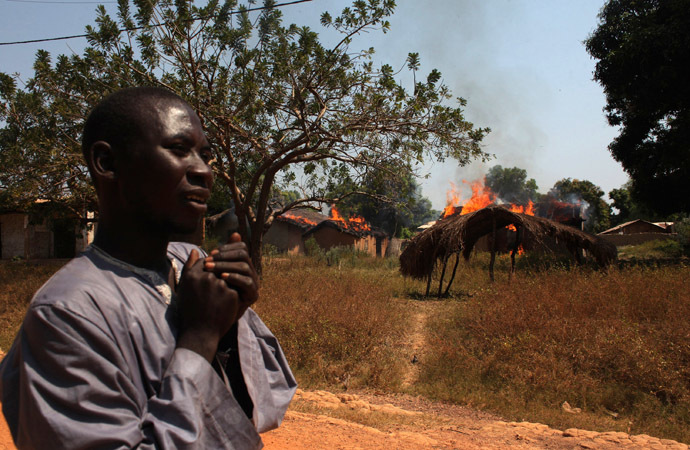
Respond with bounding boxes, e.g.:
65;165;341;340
117;99;214;235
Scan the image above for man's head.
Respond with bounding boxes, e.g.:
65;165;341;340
83;87;214;235
82;87;184;168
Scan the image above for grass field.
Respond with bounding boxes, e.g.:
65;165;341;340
1;247;689;443
417;261;690;443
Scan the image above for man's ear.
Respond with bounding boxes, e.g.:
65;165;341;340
90;141;117;181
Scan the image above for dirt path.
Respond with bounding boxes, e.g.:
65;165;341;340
400;299;442;388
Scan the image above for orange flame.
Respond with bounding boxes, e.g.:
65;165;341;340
441;178;539;257
442;179;497;218
282;212;317;226
507;200;535;231
508;199;535;216
329;206;371;232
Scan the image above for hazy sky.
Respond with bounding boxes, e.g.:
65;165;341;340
0;0;628;209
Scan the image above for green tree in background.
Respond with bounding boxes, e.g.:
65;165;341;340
485;165;539;204
336;172;437;238
0;0;489;271
608;180;685;226
608;181;656;226
585;0;690;215
550;178;611;233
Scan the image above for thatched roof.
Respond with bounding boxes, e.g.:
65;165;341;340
400;205;617;280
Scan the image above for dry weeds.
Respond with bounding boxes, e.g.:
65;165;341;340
419;263;690;444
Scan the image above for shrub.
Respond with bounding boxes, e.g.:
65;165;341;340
303;236;324;261
676;219;690;256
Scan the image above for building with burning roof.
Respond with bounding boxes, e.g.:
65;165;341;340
262;209;329;255
263;208;390;257
302;220;389;257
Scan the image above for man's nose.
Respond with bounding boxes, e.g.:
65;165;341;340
188;153;214;189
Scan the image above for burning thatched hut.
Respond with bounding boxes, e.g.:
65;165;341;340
399;205;617;296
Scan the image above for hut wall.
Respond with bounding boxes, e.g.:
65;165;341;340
0;213;96;260
376;236;390;257
0;213;27;259
27;222;53;259
599;233;676;247
311;226;356;252
264;221;305;254
353;235;379;256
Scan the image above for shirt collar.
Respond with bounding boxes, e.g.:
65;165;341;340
89;244;180;305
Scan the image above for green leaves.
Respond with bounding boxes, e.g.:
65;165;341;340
585;0;690;215
1;0;487;270
406;52;419;72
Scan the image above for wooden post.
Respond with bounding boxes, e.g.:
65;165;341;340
437;255;449;298
444;253;461;297
489;218;496;282
425;272;432;297
509;225;520;281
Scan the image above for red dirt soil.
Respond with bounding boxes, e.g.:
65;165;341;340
3;389;688;449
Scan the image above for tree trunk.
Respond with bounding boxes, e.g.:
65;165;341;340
249;228;263;276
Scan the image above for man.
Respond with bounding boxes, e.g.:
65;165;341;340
0;87;296;449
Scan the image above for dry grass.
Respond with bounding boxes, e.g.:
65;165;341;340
256;254;410;391
2;251;689;444
418;261;690;443
0;261;66;351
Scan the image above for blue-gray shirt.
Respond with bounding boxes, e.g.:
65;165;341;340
0;242;296;449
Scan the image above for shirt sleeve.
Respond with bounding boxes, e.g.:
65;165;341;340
0;304;262;450
236;308;297;433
